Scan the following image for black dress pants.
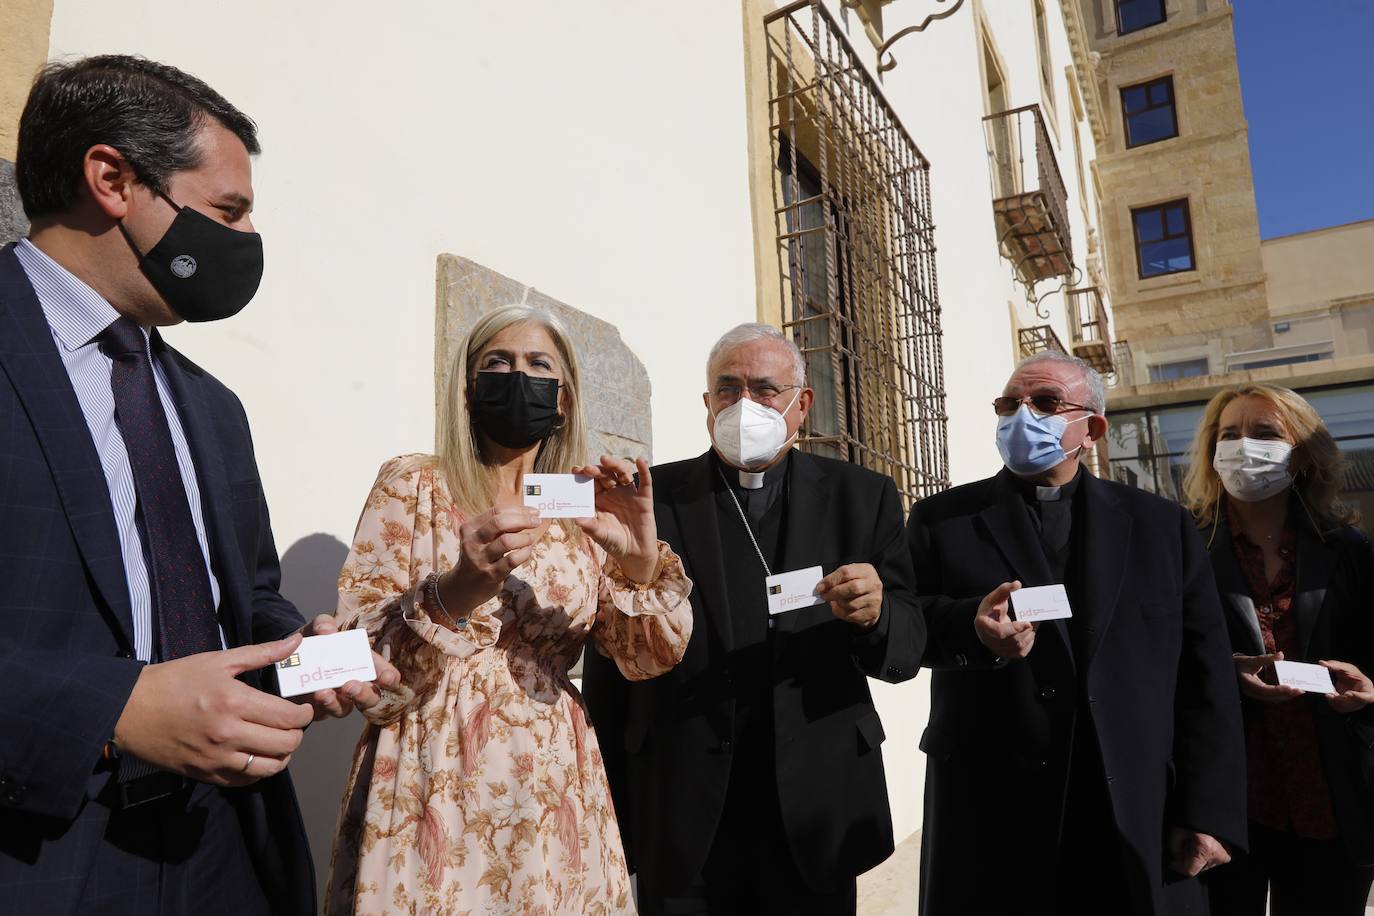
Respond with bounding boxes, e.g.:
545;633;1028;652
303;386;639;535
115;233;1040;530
82;779;272;916
638;709;856;916
1206;822;1374;916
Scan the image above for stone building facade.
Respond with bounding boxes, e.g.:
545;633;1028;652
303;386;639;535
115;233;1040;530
1078;0;1270;383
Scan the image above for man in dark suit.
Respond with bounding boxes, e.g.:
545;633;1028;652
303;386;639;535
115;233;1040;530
0;56;395;915
584;323;925;915
908;350;1246;915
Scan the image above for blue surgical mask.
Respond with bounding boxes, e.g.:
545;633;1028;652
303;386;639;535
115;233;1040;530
996;403;1088;476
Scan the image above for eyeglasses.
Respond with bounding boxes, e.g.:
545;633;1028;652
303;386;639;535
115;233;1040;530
712;384;801;407
992;395;1092;417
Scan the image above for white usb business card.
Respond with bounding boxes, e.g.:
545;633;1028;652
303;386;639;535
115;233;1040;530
1274;660;1336;694
522;473;595;518
765;565;826;615
1010;584;1074;623
276;629;377;698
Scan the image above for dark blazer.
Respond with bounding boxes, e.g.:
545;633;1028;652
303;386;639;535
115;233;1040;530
0;244;314;915
582;449;924;896
1205;510;1374;864
908;469;1246;916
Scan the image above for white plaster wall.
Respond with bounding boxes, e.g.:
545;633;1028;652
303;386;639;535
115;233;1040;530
47;1;758;556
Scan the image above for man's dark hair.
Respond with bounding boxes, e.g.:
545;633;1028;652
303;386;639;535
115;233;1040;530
15;54;259;219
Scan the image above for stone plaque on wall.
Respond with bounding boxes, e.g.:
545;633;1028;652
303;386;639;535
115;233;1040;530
0;159;28;245
435;254;652;462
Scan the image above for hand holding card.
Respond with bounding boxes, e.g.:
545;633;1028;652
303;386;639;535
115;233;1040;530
295;614;402;722
1319;659;1374;713
570;455;660;583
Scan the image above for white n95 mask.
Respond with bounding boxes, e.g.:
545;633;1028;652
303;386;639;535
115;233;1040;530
710;390;800;469
1212;437;1294;502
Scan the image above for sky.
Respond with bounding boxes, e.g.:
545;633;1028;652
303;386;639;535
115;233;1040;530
1231;1;1374;239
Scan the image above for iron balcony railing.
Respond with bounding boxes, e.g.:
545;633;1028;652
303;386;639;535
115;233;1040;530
1067;286;1114;374
1108;340;1135;388
983;104;1073;282
1019;323;1067;358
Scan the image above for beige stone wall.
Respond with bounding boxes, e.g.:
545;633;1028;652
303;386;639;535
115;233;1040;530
0;0;53;159
434;254;654;463
1263;218;1374;315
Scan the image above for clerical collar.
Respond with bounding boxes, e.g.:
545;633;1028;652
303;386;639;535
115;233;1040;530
717;450;791;490
739;470;765;490
1016;465;1084;503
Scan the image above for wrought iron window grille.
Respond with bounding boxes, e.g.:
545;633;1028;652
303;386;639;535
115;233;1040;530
765;0;949;506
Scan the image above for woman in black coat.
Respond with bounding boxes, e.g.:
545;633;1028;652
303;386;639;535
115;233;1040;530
1183;383;1374;915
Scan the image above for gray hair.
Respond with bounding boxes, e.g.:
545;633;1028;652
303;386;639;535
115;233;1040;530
1015;351;1106;414
706;323;806;386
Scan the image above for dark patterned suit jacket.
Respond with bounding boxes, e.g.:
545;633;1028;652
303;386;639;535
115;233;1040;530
0;243;314;915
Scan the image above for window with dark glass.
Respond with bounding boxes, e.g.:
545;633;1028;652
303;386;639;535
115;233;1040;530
1122;76;1177;147
1115;0;1166;35
1035;0;1055;106
1132;199;1194;278
1148;357;1208;382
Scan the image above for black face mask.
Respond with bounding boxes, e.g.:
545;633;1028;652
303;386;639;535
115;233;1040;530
118;190;264;323
470;371;562;449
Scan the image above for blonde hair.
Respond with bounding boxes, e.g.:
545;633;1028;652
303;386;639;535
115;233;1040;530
435;305;589;528
1182;383;1358;529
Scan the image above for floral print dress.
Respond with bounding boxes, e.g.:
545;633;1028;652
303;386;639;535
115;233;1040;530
325;456;693;916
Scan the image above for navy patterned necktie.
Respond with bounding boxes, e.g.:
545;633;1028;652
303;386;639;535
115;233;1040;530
101;317;220;660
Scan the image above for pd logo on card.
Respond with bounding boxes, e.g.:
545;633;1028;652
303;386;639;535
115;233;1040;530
1009;584;1074;622
522;473;595;519
765;566;826;615
1273;660;1336;694
277;629;377;698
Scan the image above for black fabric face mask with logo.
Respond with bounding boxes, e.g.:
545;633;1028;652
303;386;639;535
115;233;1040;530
118;190;264;323
469;371;562;449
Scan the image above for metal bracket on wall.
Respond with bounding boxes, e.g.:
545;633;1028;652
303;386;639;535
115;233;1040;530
875;0;967;73
1021;265;1084;321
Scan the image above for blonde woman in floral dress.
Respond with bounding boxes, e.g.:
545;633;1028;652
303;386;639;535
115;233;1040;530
325;305;693;915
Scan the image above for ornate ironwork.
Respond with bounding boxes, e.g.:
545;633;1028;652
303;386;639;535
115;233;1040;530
765;0;949;506
1108;339;1135;388
876;0;968;73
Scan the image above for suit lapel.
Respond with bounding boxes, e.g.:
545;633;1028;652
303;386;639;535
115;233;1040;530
774;450;831;634
1293;517;1334;661
1075;473;1132;668
0;246;136;648
975;470;1054;588
1206;521;1266;656
671;452;736;652
153;339;249;647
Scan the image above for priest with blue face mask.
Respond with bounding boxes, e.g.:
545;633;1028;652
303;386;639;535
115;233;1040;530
907;350;1247;915
583;322;925;916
